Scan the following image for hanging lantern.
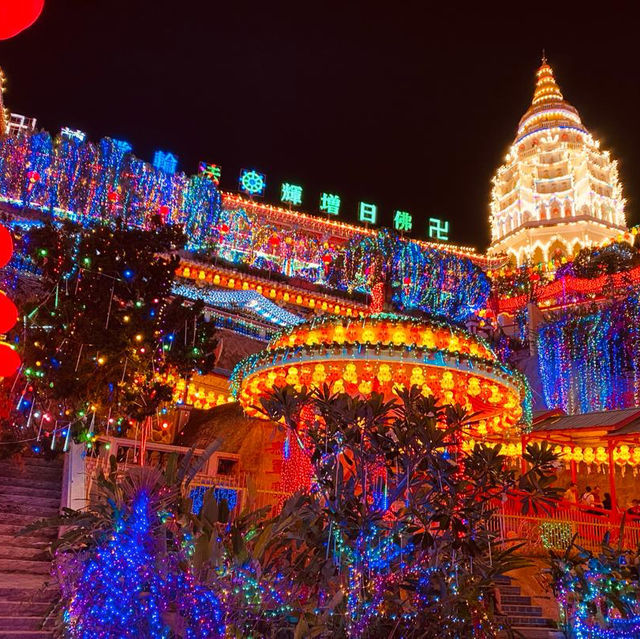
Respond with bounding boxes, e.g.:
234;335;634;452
107;191;119;203
219;223;229;234
0;224;13;267
0;292;18;334
158;204;170;219
268;235;280;247
0;343;20;377
0;0;44;40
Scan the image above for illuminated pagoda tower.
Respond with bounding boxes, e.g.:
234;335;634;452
488;58;627;266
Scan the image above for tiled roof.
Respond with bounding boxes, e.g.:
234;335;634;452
533;407;640;433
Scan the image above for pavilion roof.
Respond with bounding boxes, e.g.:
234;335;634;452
532;407;640;440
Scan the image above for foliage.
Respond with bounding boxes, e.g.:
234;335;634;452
392;243;490;322
8;220;218;444
547;528;640;636
26;443;227;638
573;242;640;279
248;385;561;638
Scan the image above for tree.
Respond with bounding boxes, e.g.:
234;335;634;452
29;447;226;638
9;220;217;446
547;530;640;638
244;385;561;638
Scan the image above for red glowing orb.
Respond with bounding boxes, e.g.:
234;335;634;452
0;342;20;378
0;293;18;334
0;0;44;40
0;224;13;268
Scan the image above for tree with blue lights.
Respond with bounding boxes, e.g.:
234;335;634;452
49;465;226;638
256;385;561;638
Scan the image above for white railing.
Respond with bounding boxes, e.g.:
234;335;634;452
80;436;243;506
490;498;640;555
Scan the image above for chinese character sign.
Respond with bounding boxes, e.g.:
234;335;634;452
359;202;377;224
152;151;178;175
239;169;266;197
199;162;222;185
281;182;303;206
393;210;412;232
428;218;449;241
320;192;341;216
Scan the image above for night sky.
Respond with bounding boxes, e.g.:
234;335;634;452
2;2;639;249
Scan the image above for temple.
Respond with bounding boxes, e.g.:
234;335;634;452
3;57;640;635
488;59;627;265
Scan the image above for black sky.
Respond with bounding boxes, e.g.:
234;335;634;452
1;1;639;249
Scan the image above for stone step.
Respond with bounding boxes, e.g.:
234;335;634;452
0;547;49;562
0;486;61;501
501;594;533;605
0;632;53;639
0;504;59;519
510;616;556;627
511;628;564;639
502;604;543;616
0;589;57;603
0;560;51;576
0;477;61;493
0;534;54;549
0;468;62;483
0;457;62;470
0;616;53;630
498;585;521;595
0;511;55;535
0;600;50;616
0;495;60;511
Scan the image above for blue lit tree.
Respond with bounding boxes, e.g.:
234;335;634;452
392;242;490;323
47;465;226;638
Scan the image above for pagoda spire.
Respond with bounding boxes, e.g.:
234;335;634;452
531;57;564;107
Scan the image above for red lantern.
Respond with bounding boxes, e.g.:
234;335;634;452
322;254;332;264
0;224;13;268
268;235;280;247
0;343;21;378
219;223;230;234
403;276;411;286
0;0;44;40
0;293;18;334
158;204;170;219
107;191;119;203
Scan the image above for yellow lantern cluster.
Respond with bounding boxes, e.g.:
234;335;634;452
177;263;364;318
233;315;530;439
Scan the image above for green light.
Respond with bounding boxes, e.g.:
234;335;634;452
319;192;340;216
393;210;412;232
239;169;266;196
358;201;377;224
428;217;449;241
280;182;303;206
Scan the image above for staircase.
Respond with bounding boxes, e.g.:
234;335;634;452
496;575;564;638
0;455;62;638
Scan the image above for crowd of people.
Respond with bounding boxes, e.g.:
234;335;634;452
562;482;640;517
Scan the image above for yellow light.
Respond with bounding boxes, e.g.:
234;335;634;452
135;334;143;342
97;356;105;365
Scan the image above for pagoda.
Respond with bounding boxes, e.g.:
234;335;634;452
488;58;627;265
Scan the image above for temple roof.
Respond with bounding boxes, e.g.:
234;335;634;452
516;59;586;141
533;407;640;437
